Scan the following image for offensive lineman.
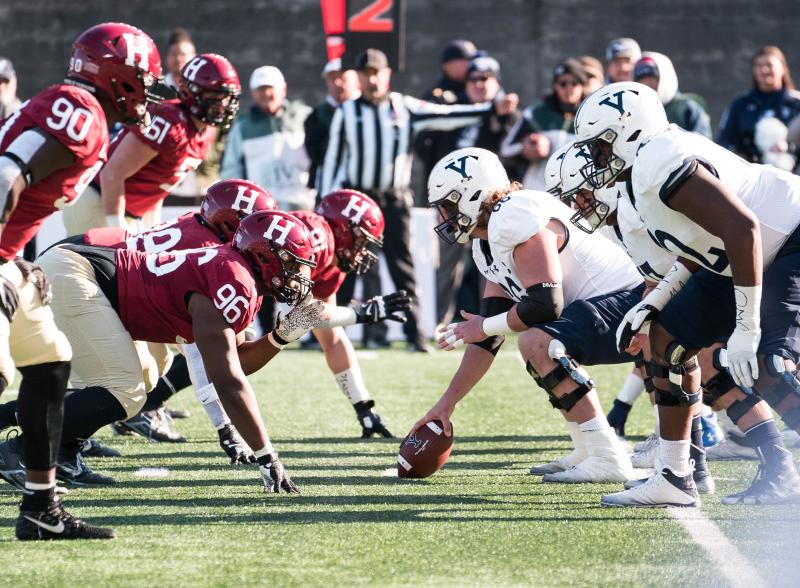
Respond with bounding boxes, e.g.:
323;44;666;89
571;82;800;506
410;147;640;484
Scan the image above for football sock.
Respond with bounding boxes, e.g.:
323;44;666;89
60;386;126;453
0;399;18;429
659;438;692;477
142;353;191;411
689;414;707;472
335;366;370;405
617;372;645;405
21;484;56;512
579;416;607;432
16;362;70;470
744;419;789;468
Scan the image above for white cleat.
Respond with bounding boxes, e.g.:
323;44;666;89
543;429;634;483
630;435;660;468
705;434;758;461
601;467;699;508
633;432;658;453
529;447;585;475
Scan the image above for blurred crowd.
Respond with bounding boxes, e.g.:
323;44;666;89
3;32;799;347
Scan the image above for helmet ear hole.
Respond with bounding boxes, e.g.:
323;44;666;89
121;82;135;93
626;130;641;143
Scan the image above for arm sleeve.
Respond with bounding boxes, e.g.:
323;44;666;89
320;106;346;195
219;121;244;180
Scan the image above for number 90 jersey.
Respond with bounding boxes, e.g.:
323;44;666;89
0;84;108;260
85;213;221;252
111;99;216;218
632;125;800;275
115;244;261;344
471;190;642;304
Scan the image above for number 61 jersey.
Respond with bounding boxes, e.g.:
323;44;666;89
0;84;108;260
114;243;261;344
471;190;642;304
632;125;800;275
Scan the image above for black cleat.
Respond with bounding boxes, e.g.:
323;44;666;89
606;399;632;439
16;499;115;540
80;438;121;458
56;452;116;486
722;450;800;505
117;408;186;443
0;432;25;491
354;400;394;438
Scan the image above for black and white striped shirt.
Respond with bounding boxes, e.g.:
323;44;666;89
320;92;494;195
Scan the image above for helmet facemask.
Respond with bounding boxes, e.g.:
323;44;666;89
575;129;628;190
431;190;477;245
339;224;383;275
267;247;316;305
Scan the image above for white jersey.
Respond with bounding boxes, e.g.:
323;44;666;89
471;190;642;304
632;125;800;275
607;182;676;282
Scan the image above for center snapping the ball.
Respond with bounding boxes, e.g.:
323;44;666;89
397;420;453;478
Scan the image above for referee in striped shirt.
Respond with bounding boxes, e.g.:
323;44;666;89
321;49;517;351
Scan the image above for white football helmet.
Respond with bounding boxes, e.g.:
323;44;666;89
558;143;612;233
428;147;510;244
544;142;573;196
574;82;668;188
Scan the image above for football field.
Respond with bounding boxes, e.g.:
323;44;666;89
1;346;799;587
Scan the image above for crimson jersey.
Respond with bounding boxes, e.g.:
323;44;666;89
0;84;108;259
85;213;222;252
112;99;215;218
115;244;261;344
293;210;346;299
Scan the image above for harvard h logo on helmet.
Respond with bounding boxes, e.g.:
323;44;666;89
428;147;510;244
574;82;668;189
232;210;317;305
200;179;277;242
178;53;241;129
316;189;384;275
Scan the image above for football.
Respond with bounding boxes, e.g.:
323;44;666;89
396;420;453;479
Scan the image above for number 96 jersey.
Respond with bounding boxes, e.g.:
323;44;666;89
115;244;261;344
0;84;108;260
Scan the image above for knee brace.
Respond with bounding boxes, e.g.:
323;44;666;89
526;355;595;412
650;342;701;407
764;355;800;429
703;348;762;423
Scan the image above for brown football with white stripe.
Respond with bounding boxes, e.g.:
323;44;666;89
397;420;453;479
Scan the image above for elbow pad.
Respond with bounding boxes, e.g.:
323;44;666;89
473;296;515;355
516;283;564;328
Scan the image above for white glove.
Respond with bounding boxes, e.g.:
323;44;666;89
268;297;326;348
726;285;762;388
616;261;692;353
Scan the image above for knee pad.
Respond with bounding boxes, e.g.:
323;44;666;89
703;348;762;423
526;356;595;412
763;355;800;429
649;342;701;407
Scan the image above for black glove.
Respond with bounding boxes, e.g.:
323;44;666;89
14;259;52;305
354;400;394;438
355;290;411;325
257;451;300;493
0;276;18;322
218;424;256;464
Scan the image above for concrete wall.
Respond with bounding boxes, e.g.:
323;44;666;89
1;0;797;130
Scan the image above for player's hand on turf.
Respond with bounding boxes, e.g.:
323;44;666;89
271;297;326;345
438;311;487;350
616;301;659;354
354;400;394;438
725;326;761;388
355;290;411;325
410;400;454;437
257;451;300;494
218;424;256;464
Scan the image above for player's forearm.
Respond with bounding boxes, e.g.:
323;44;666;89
722;218;763;287
213;378;269;451
237;336;283;375
441;345;496;409
99;168;127;216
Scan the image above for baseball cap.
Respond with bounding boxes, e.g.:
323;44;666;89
605;38;642;62
552;59;587;85
249;66;285;90
578;55;604;82
634;56;660;81
441;39;478;64
321;58;343;78
0;58;15;81
466;56;501;80
354;48;389;71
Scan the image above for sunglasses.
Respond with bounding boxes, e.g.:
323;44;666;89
556;78;580;88
467;74;491;83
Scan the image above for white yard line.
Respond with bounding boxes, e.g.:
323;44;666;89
669;507;767;588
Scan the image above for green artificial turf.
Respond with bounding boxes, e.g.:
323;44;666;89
1;346;798;587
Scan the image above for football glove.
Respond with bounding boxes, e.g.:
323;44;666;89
269;297;326;347
257;451;300;493
14;259;52;305
355;290;411;325
218;424;255;464
354;400;394;438
615;302;659;353
726;326;761;389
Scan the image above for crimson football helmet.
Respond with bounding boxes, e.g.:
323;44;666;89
316;189;384;274
67;22;165;126
178;54;241;129
200;179;278;242
233;210;317;305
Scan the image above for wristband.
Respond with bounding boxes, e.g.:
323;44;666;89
733;284;762;331
482;312;512;336
267;330;288;350
647;261;692;310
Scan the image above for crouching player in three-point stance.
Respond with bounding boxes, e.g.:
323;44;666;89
410;147;641;484
572;81;800;506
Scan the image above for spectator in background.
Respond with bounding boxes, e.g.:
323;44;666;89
0;58;21;119
579;55;604;94
305;59;360;194
221;65;313;210
501;59;585;190
718;45;800;165
164;28;196;91
633;52;712;137
605;37;641;83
